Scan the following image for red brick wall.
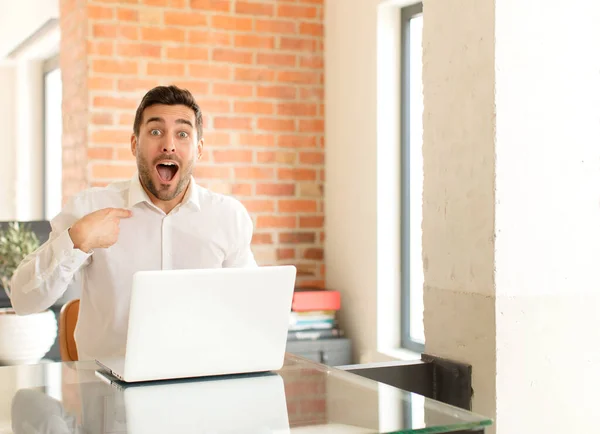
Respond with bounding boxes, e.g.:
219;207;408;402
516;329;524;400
59;0;325;287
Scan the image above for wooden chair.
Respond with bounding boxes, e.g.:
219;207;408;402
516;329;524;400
59;299;80;362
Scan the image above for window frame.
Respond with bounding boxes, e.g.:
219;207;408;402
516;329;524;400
42;54;61;220
400;2;425;353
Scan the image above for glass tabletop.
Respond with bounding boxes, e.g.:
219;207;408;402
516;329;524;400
0;354;491;433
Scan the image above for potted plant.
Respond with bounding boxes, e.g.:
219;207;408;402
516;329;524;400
0;222;57;365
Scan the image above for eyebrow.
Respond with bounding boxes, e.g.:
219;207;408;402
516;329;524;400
145;117;194;128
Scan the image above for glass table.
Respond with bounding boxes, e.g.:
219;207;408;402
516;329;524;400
0;353;491;433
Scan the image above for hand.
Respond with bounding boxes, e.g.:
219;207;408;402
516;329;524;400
69;208;132;253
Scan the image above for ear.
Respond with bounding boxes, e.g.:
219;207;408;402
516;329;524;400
197;138;204;160
130;134;137;157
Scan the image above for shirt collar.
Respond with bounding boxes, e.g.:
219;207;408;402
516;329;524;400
127;174;201;211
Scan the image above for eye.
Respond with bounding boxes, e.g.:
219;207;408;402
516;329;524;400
178;131;189;139
150;129;161;136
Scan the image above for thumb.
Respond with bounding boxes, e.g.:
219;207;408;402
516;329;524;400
110;208;133;219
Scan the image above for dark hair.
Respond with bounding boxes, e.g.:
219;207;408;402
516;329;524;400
133;85;203;138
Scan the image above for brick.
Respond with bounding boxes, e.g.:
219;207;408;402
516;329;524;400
91;113;114;125
117;43;161;58
189;64;231;80
212;150;253;163
117;8;137;21
278;135;317;148
166;47;209;60
235;67;276;82
213;83;253;97
299;22;324;37
139;8;162;24
234;102;273;115
193;165;232;179
234;167;274;180
202;132;230;147
87;147;113;160
236;1;274;16
277;4;317;19
119;113;135;126
92;59;138;75
299;183;323;197
277;248;295;260
196;99;231;113
164;11;207;26
141;27;185;42
303;248;324;260
88;5;114;20
188;30;231;46
257;53;296;67
118;78;159;91
213;117;252;130
211;15;253;32
277;71;320;85
91;129;130;144
116;148;135;160
256;183;295;196
239;134;275;147
91;164;136;179
277;103;317;117
119;25;139;40
213;49;254;64
299;55;324;69
190;0;230;12
278;168;317;181
299;119;324;132
280;37;317;52
232;184;253;196
299;151;324;164
257;118;295;132
279;200;317;213
88;40;114;56
242;200;275;213
93;96;139;109
280;232;315;244
171;80;209;93
256;216;296;229
88;77;114;91
252;233;273;244
255;19;296;34
141;0;169;5
299;216;324;228
257;85;296;100
300;87;324;100
92;23;117;38
147;62;185;76
257;151;296;164
234;35;275;49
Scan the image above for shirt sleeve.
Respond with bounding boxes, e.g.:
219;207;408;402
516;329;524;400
9;195;93;315
222;199;258;268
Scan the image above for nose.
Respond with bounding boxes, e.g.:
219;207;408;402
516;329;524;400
162;136;176;154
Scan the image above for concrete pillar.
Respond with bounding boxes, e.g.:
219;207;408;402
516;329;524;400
423;0;600;432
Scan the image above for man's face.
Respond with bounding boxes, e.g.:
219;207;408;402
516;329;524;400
131;104;203;203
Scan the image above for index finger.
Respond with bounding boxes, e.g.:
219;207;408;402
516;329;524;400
110;208;133;218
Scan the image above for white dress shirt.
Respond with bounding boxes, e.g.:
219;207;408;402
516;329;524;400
9;174;257;361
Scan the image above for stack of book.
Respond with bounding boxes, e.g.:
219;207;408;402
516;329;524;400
287;288;343;341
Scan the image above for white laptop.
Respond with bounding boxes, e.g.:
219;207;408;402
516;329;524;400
95;265;297;383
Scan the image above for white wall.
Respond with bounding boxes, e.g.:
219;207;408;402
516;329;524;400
0;65;17;220
325;0;415;363
0;0;59;58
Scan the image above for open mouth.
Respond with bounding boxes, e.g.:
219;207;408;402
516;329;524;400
155;161;179;183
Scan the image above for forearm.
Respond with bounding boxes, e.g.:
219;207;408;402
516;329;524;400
9;229;91;315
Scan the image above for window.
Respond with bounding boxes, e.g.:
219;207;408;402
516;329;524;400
400;3;424;352
43;55;62;220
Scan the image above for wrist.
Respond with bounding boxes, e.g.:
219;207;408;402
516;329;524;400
68;226;91;253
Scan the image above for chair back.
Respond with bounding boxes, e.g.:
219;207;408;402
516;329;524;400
59;299;80;361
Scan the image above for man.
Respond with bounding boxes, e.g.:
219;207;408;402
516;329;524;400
9;85;257;361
